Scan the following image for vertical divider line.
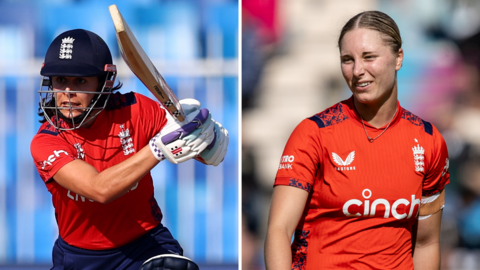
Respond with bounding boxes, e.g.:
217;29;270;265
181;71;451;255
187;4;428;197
0;79;7;262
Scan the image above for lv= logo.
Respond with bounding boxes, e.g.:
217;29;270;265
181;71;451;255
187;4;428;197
332;151;356;171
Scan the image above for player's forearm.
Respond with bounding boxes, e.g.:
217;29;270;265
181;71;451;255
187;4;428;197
413;242;440;270
264;226;293;270
92;145;159;203
413;209;442;269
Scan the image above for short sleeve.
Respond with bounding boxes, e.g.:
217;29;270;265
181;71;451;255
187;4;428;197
30;132;76;183
423;127;450;197
135;93;168;139
274;119;322;192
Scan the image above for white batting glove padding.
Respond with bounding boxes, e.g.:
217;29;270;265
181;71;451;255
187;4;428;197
159;98;201;134
196;119;229;166
149;99;216;164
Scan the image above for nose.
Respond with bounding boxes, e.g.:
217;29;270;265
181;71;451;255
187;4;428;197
64;82;75;91
353;60;365;78
62;86;76;96
62;81;77;93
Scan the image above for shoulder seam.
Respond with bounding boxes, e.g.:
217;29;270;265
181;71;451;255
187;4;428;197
108;91;137;110
307;103;349;129
39;129;59;136
401;109;433;136
422;120;433;135
307;115;325;128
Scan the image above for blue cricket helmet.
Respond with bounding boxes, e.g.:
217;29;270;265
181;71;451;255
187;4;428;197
38;29;118;130
41;29;113;77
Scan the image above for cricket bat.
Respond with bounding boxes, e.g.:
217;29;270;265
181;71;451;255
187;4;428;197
109;4;186;122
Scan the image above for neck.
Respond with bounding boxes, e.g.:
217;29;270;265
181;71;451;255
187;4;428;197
80;115;96;129
353;85;398;128
60;109;99;130
78;109;102;129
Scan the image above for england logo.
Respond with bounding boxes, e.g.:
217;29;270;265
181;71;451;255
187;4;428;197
412;142;425;172
332;151;356;171
59;37;74;59
119;124;135;155
74;143;85;160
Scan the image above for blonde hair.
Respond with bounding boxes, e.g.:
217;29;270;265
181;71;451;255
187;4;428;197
338;11;402;53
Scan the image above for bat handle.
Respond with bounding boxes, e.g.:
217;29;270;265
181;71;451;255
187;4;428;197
157;108;211;164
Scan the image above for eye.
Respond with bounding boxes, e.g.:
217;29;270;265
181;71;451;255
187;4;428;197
76;78;87;84
341;57;353;64
56;77;66;83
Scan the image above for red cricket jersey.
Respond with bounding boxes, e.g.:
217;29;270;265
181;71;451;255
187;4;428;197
274;97;450;269
30;92;167;250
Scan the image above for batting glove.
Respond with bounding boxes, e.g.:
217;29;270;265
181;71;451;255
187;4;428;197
195;119;229;166
149;99;215;164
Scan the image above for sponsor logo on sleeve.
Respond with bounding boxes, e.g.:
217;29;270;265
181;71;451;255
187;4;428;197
279;155;294;170
332;151;356;171
41;150;69;170
441;158;449;178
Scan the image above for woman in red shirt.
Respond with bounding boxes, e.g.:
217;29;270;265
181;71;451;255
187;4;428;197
265;10;448;270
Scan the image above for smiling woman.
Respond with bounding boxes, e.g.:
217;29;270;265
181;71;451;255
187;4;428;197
264;11;449;270
338;12;404;130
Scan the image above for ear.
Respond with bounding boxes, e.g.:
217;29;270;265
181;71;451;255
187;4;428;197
395;48;404;71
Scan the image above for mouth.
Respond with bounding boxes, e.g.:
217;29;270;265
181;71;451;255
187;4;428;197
59;101;81;109
354;81;372;89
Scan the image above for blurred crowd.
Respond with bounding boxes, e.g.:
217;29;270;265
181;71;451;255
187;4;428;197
242;0;480;269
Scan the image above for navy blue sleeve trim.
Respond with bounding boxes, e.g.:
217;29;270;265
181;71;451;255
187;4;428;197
107;92;138;110
124;92;137;106
288;178;312;192
422;120;433;135
307;115;325;128
39;129;58;136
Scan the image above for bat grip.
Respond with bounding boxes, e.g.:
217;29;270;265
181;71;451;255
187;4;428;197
157;108;210;164
160;109;209;145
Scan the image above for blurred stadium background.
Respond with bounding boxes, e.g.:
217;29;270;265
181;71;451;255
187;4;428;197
0;0;238;269
242;0;480;269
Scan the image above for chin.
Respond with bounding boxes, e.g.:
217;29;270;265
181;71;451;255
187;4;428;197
353;92;378;104
60;110;81;119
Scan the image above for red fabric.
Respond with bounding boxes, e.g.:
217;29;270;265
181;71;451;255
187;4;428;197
31;92;167;250
274;97;449;269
